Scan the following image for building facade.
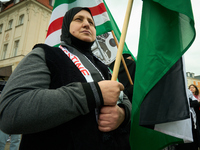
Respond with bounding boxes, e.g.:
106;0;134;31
0;0;53;81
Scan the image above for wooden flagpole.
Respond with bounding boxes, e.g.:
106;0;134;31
111;0;134;81
111;30;133;85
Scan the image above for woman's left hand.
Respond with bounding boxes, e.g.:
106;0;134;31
98;105;125;132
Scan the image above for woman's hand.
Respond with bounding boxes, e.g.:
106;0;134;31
98;80;124;105
98;105;125;132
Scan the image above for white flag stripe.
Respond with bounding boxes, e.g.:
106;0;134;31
49;0;109;25
155;118;193;143
93;12;110;26
45;29;61;46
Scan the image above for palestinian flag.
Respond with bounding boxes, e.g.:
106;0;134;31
45;0;112;47
130;0;196;149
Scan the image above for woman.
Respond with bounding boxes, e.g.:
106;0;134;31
0;7;131;150
189;84;200;101
188;85;200;149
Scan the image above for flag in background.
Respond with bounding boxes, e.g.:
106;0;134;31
103;0;135;60
130;0;196;149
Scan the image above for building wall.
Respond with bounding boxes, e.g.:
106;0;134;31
0;0;52;79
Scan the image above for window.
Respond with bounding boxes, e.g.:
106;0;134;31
187;72;190;77
14;0;20;4
7;19;13;30
0;2;5;12
18;14;24;25
13;40;19;56
191;73;194;78
0;4;3;12
49;0;55;7
2;44;8;59
0;24;3;33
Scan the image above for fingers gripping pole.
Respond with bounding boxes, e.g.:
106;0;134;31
111;0;134;81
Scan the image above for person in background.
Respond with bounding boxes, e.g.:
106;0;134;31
175;89;200;150
188;91;200;150
0;83;21;150
0;130;21;150
189;84;200;101
189;84;200;150
0;7;131;150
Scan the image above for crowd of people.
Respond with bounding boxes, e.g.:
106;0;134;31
0;6;199;150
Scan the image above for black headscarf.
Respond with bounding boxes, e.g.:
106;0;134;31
60;7;95;52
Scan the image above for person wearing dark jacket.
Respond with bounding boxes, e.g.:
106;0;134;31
0;7;131;150
175;90;200;150
189;91;200;150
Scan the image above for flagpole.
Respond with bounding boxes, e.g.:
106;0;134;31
111;0;134;81
111;30;133;85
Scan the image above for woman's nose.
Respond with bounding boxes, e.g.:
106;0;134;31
82;20;90;28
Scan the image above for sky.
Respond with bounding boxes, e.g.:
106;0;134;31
105;0;200;76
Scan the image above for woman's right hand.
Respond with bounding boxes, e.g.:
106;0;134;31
98;80;124;106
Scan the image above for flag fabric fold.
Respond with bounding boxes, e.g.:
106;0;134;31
130;0;196;149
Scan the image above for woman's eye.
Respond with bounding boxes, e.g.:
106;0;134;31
89;21;94;26
75;18;82;21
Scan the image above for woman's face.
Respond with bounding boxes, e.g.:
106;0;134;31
189;85;196;93
70;10;96;42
